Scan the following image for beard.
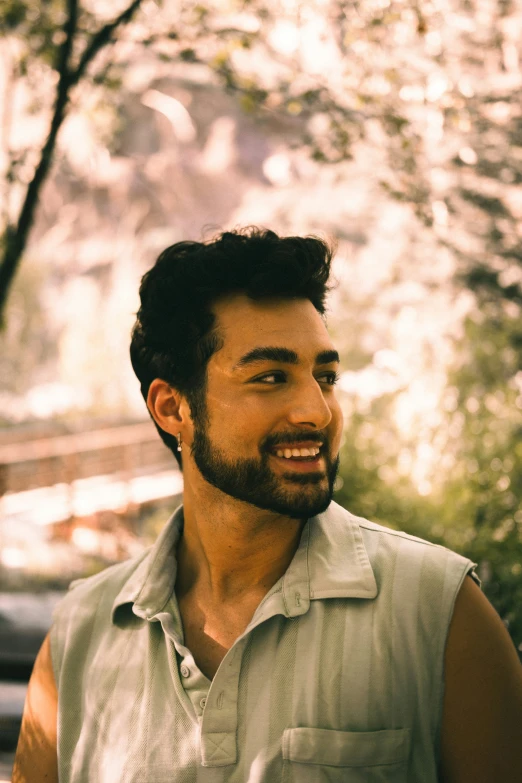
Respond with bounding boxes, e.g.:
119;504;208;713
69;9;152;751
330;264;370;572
190;412;339;519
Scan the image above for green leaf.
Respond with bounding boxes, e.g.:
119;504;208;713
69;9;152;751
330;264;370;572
180;48;197;62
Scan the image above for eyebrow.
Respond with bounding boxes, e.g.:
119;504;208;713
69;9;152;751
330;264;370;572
233;346;340;369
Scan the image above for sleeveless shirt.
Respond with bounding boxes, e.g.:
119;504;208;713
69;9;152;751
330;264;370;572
50;500;481;782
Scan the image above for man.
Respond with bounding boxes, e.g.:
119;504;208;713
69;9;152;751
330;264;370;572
14;228;522;782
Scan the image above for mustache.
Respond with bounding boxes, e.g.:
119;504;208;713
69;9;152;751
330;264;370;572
262;431;327;450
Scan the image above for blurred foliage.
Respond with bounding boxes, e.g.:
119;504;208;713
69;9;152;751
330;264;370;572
334;288;522;655
436;296;522;650
334;408;442;541
138;495;183;546
0;252;53;395
3;0;522;309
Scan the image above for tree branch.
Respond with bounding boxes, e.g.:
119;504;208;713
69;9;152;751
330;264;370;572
0;0;144;323
0;0;79;323
0;44;16;229
71;0;143;86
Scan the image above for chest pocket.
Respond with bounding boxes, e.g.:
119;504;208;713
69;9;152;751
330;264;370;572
282;727;411;783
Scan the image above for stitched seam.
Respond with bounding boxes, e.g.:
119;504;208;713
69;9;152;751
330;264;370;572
206;733;231;760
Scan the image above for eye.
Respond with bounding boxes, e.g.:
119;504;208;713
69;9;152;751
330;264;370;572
252;371;286;384
317;371;339;386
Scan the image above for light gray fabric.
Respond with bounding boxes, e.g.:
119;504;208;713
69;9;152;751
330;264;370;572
50;500;481;782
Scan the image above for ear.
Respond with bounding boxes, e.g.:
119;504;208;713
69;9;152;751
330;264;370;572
147;379;189;438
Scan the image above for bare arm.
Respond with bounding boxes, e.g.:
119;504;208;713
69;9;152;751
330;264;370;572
439;574;522;782
12;633;58;783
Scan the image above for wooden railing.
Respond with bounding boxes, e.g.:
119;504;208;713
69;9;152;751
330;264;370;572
0;421;175;496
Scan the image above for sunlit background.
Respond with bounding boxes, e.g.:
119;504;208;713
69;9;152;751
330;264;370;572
1;0;521;776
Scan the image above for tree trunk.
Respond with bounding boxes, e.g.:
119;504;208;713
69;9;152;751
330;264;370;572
0;0;144;326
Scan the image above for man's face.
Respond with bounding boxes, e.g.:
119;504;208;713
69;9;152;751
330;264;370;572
187;295;343;519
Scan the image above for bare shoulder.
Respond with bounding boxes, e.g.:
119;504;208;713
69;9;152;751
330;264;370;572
12;632;58;783
439;574;522;783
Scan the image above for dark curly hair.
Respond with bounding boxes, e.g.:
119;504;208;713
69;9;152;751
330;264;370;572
130;227;335;467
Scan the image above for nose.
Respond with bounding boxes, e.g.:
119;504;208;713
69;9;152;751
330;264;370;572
285;377;333;431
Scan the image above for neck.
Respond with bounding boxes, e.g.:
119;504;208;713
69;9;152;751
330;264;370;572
175;470;305;605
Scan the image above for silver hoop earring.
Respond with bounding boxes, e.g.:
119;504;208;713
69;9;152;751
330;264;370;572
176;433;182;452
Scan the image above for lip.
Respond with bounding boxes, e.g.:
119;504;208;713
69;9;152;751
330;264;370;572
270;452;325;473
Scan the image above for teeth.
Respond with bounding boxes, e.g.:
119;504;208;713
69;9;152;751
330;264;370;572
275;447;321;459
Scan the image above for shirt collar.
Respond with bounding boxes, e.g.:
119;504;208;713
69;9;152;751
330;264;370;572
111;500;378;626
111;505;184;625
280;500;378;618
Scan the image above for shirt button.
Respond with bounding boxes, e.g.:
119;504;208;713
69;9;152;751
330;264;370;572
200;697;207;709
180;665;190;678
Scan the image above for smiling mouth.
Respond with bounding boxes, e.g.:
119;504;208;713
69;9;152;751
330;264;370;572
273;446;321;461
268;448;326;473
270;452;325;482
